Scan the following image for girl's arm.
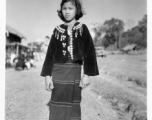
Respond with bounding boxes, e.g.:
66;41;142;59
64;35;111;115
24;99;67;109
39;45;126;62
40;31;55;77
80;74;90;88
41;30;55;91
45;76;54;92
80;24;99;88
82;24;99;76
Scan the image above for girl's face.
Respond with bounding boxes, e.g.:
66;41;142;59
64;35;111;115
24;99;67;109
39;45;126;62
62;1;77;22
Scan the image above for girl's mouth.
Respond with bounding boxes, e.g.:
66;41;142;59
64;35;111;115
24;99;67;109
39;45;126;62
65;15;70;18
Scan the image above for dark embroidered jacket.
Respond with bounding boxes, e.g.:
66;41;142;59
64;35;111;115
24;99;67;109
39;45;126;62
41;22;99;76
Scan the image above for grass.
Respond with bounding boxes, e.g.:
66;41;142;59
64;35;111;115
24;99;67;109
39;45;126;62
91;54;147;120
97;54;147;87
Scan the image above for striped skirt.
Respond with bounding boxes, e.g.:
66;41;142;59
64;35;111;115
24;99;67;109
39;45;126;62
47;63;82;120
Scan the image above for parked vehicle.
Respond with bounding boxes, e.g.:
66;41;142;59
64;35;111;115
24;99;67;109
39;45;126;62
95;46;106;57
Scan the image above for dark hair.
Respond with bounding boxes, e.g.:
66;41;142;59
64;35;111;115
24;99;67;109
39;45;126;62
45;36;50;39
57;0;85;21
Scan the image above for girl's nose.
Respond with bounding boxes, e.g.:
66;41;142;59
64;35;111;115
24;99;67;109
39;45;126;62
65;10;69;14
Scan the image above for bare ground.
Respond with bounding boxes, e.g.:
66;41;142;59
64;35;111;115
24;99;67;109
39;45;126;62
5;54;147;120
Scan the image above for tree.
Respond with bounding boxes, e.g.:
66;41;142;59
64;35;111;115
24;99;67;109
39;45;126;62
91;23;104;46
138;15;147;47
103;18;124;49
138;15;147;27
120;15;147;48
102;33;116;48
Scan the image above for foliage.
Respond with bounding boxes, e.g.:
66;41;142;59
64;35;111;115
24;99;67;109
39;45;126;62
103;18;124;34
103;18;124;49
92;18;124;48
121;15;147;48
92;15;147;49
92;23;104;46
102;33;116;48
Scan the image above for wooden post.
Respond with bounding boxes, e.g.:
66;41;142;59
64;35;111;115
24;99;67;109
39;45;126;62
16;43;19;57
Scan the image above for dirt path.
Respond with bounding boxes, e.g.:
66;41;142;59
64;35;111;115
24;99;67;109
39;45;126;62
5;61;119;120
6;62;50;120
5;58;146;120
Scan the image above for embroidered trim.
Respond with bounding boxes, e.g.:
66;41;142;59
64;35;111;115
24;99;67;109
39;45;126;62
51;101;73;105
49;103;72;107
62;43;66;48
53;82;80;84
53;79;80;82
73;22;83;30
54;23;84;57
68;31;74;59
53;64;81;67
53;79;80;83
50;100;80;106
56;26;65;33
55;23;83;34
53;81;80;84
62;50;66;56
73;23;83;38
71;117;81;120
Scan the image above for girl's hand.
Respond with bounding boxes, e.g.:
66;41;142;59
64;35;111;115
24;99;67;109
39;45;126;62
79;74;90;88
45;76;54;92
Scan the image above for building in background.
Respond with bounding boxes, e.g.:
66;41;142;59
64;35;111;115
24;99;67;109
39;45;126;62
6;24;30;68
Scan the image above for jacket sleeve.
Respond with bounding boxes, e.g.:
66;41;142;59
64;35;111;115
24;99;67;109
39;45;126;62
40;30;55;77
82;24;99;76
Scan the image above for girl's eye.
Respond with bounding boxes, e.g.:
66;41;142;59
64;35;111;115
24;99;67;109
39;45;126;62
62;7;66;10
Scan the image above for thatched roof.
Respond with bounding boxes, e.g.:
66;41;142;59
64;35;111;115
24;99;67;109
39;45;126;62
6;24;26;39
6;43;30;49
123;44;137;51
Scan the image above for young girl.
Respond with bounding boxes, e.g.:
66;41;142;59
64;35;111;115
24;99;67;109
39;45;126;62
41;0;99;119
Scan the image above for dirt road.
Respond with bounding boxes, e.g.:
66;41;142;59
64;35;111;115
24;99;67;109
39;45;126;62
5;55;147;120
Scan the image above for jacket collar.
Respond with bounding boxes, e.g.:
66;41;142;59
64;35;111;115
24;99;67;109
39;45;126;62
60;22;80;30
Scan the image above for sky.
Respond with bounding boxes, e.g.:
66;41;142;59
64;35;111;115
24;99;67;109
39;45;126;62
6;0;147;43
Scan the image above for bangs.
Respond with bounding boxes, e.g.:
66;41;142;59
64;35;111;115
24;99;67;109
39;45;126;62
57;0;85;21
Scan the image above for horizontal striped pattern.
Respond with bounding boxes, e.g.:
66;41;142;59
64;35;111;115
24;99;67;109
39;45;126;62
53;79;80;84
50;100;81;106
48;63;82;120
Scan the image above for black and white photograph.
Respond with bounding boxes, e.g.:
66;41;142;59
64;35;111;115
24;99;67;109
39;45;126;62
3;0;149;120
